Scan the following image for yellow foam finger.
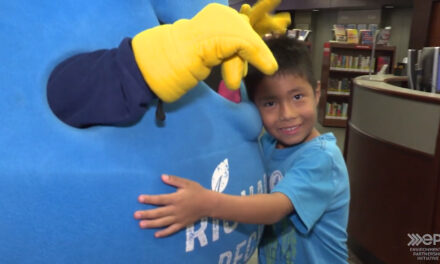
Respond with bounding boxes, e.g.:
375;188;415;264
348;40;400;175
221;56;245;90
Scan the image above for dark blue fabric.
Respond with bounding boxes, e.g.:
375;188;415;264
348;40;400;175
47;38;156;128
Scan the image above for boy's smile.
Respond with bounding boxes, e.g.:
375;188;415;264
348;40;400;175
254;74;320;149
279;125;301;136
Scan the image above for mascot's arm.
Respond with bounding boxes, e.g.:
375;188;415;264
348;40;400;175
131;3;277;103
47;38;156;128
47;3;277;127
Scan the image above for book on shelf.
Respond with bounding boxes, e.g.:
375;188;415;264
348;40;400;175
376;56;391;72
333;24;346;42
340;78;351;93
346;24;356;29
328;78;339;92
342;103;348;117
368;24;378;34
377;27;391;45
330;53;372;72
357;24;367;31
346;29;359;44
328;78;351;95
325;102;349;119
359;30;373;45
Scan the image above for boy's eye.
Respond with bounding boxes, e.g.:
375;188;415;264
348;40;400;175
263;101;275;107
293;94;303;100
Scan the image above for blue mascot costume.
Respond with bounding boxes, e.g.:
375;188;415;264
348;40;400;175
0;0;289;263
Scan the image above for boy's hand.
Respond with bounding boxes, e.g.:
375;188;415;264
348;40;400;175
134;174;213;238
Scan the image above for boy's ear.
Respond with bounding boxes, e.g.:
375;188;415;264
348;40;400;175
315;81;321;104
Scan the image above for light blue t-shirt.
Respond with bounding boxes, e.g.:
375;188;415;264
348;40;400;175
258;132;350;264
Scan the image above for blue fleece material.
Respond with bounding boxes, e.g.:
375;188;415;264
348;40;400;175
0;0;267;263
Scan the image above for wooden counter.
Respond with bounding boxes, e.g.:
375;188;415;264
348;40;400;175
345;75;440;264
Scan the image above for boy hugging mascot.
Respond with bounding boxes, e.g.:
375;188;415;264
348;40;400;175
0;0;289;263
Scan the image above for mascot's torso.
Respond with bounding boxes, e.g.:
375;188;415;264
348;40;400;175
0;0;266;263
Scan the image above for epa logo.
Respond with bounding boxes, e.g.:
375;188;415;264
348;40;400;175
408;233;440;246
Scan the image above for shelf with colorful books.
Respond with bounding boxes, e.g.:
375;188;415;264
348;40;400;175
322;101;349;127
318;42;396;127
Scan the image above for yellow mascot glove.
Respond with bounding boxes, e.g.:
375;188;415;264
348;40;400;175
221;0;291;90
240;0;291;37
132;3;278;103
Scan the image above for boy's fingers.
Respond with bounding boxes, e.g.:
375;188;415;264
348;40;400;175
134;206;172;220
155;224;184;238
139;216;175;229
161;174;192;188
138;193;173;205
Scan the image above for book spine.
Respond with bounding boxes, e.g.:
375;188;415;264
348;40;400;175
342;103;348;117
330;53;335;67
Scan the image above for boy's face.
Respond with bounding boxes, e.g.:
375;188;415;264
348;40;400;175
254;74;320;149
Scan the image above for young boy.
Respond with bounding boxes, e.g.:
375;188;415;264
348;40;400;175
134;36;350;264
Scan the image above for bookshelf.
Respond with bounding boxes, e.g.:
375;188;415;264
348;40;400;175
318;42;396;127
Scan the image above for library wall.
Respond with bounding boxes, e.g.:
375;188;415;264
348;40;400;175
336;9;381;25
293;11;312;29
311;10;338;81
382;8;413;63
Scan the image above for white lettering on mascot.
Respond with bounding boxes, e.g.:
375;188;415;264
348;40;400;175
185;159;267;263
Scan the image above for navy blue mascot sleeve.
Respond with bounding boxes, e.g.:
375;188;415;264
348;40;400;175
47;38;156;128
0;0;270;263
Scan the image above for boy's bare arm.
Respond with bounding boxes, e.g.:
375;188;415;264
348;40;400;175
134;174;294;238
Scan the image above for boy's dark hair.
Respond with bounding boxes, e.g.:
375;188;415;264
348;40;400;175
244;36;316;102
